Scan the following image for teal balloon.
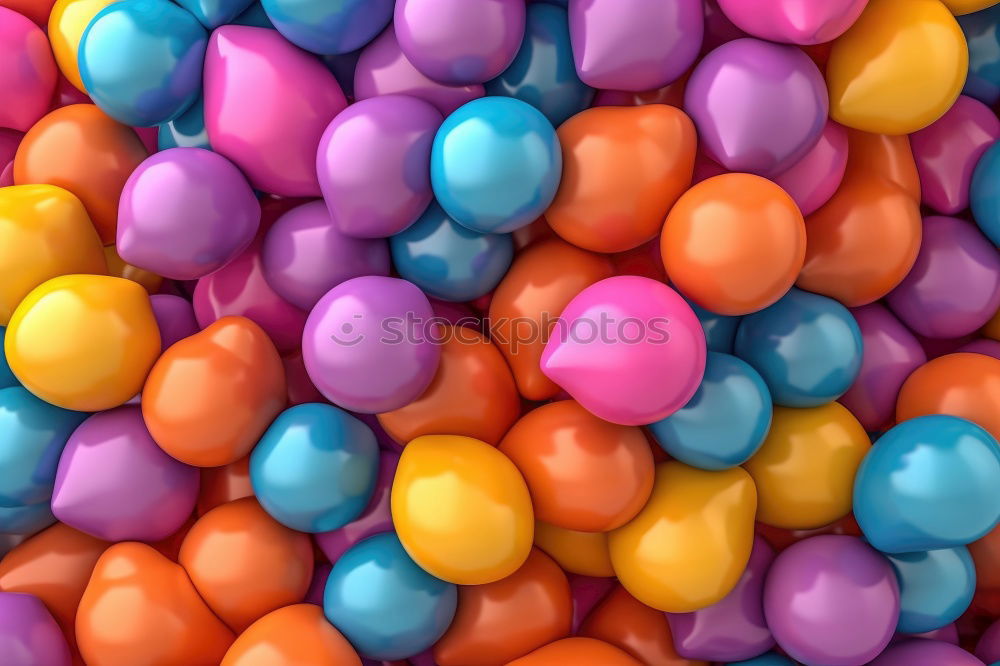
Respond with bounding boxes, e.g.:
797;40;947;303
230;1;274;28
854;415;1000;554
390;201;514;302
888;546;975;634
726;654;795;666
485;3;594;126
431;96;562;234
0;502;55;536
78;0;207;127
959;5;1000;106
261;0;393;55
250;403;379;533
174;0;254;28
649;352;771;470
970;139;1000;246
0;328;17;389
157;93;210;151
323;532;457;660
734;288;862;408
686;298;740;353
0;387;87;508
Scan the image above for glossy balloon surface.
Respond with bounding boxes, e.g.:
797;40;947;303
888;546;975;634
897;352;1000;440
221;604;361;666
0;7;57;132
262;0;391;54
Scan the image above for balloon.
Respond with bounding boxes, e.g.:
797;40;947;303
662;173;806;315
540;276;706;425
78;0;206;126
142;316;286;467
567;0;702;91
684;38;828;176
888;546;975;634
149;294;198;352
0;184;107;325
608;462;757;612
546;105;696;253
157;92;209;151
0;592;71;666
301;276;440;413
47;0;116;92
0;328;15;389
261;0;390;54
323;533;457;661
854;415;1000;552
0;7;57;131
221;604;361;666
959;5;1000;105
392;434;533;584
174;0;254;28
845;128;922;200
726;654;795;666
0;0;57;24
972;140;1000;246
978;619;1000;662
948;0;1000;14
717;0;867;44
101;244;162;295
13;104;148;243
686;300;741;354
197;456;252;516
771;119;849;217
507;637;642;666
897;352;1000;440
203;25;347;196
872;639;986;666
0;502;55;536
533;522;614;577
826;0;968;134
317;95;441;239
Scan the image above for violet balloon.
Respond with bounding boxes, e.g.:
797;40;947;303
149;294;200;352
717;0;868;45
872;640;985;666
978;618;1000;663
772;120;849;216
0;592;71;666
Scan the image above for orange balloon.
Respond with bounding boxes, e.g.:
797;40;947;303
970;524;1000;591
221;604;361;666
843;129;921;202
76;542;235;666
433;548;572;666
197;456;254;516
489;238;614;401
506;637;643;666
534;521;615;578
579;585;705;666
896;352;1000;440
142;316;286;467
546;105;696;253
178;498;313;632
378;326;520;446
13;104;148;243
103;244;163;295
512;216;556;251
661;173;806;316
499;400;654;532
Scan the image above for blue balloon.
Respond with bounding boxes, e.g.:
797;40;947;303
0;327;18;389
261;0;393;55
250;403;379;533
686;298;741;354
431;96;562;234
726;654;795;666
157;93;210;151
174;0;254;28
888;546;975;634
649;352;771;470
324;532;457;660
854;415;1000;554
0;388;87;508
734;288;862;408
485;3;594;126
0;502;55;537
390;201;514;302
230;1;274;28
78;0;208;127
970;139;1000;246
959;5;1000;106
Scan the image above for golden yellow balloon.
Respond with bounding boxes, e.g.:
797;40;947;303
5;274;161;411
0;185;107;326
743;403;871;530
391;435;534;585
942;0;999;14
103;245;163;294
827;0;968;134
608;462;756;613
534;521;614;577
48;0;119;92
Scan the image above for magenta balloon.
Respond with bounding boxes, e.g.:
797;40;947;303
684;38;828;177
305;561;331;606
896;623;959;645
0;592;71;666
764;535;900;666
703;0;748;53
886;216;1000;339
717;0;868;45
394;0;525;86
317;95;441;238
354;26;484;115
132;125;158;154
872;639;985;666
568;574;616;634
958;338;1000;361
773;120;849;216
0;129;22;167
693;150;728;184
150;294;199;351
0;7;56;132
203;25;347;196
977;618;1000;663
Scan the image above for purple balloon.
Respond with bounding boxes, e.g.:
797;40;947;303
895;622;959;645
958;338;1000;361
839;303;927;431
873;639;985;666
51;407;199;542
977;618;1000;664
684;37;828;176
316;95;441;238
0;592;71;666
302;276;441;413
150;294;199;351
764;535;899;666
569;0;703;91
116;148;260;280
667;535;775;661
304;561;331;606
568;574;616;634
394;0;525;85
887;216;1000;339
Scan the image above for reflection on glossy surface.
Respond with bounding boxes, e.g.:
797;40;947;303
533;521;613;577
898;352;1000;440
221;604;361;666
888;546;975;634
47;0;118;92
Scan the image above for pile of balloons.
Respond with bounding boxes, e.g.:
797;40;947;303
6;0;1000;664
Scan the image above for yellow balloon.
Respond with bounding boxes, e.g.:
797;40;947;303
391;435;534;585
0;185;107;326
5;274;161;411
942;0;1000;14
103;245;163;294
827;0;968;134
534;521;614;577
608;462;756;613
48;0;119;92
743;403;870;530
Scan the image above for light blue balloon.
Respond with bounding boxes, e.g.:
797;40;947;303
485;3;594;126
0;388;87;508
390;201;514;302
854;415;1000;554
157;92;210;151
970;139;1000;246
324;532;457;660
78;0;207;127
888;546;975;634
0;328;18;389
250;403;379;533
686;298;741;353
0;502;56;536
959;5;1000;106
649;352;771;470
734;288;862;408
174;0;254;28
230;1;274;28
431;96;562;234
261;0;393;55
726;654;795;666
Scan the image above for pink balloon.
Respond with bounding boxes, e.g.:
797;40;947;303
773;120;849;216
0;128;22;167
717;0;868;45
0;6;57;131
